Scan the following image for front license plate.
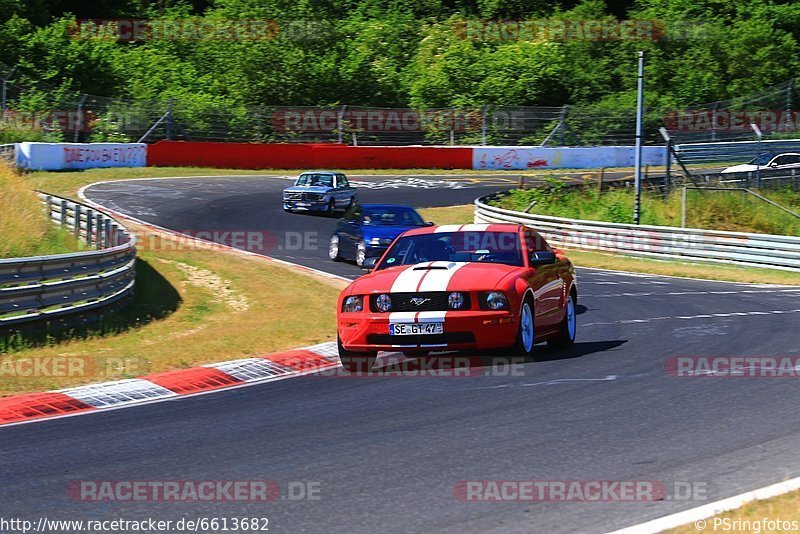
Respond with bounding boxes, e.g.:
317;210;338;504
390;323;444;336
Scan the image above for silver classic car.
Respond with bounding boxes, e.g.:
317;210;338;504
282;171;358;216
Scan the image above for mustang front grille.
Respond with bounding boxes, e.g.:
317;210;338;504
369;292;472;312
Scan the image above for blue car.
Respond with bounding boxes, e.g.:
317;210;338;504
283;171;358;216
329;204;432;266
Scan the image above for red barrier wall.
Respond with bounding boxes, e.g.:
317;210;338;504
147;141;473;170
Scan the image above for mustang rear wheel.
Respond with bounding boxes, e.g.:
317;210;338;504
326;199;336;217
338;336;377;373
513;296;536;357
548;291;577;349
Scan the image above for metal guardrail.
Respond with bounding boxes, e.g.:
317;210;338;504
0;144;14;164
674;139;800;165
474;194;800;272
0;193;136;326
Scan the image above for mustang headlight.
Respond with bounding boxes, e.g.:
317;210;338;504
375;294;392;312
343;296;363;313
484;291;509;310
369;237;393;246
448;292;465;309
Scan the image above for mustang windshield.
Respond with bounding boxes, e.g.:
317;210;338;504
378;231;523;269
296;174;334;187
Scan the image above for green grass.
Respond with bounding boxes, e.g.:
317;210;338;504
494;178;800;236
0;164;85;258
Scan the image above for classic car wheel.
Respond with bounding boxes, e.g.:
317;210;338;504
338;336;376;373
355;240;367;267
326;199;336;217
346;197;356;210
329;234;342;261
513;296;536;357
548;291;577;349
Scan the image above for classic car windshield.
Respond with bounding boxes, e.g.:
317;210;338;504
377;231;523;268
296;174;334;187
363;206;425;226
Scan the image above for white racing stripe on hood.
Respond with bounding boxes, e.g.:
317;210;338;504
417;262;467;292
390;262;433;293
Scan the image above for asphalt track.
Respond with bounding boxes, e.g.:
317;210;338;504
1;174;798;533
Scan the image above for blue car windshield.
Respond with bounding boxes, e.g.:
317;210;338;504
296;174;334;187
378;231;523;269
363;207;425;226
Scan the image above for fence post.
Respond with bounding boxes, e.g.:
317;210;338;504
337;105;346;144
681;187;688;227
559;105;568;145
481;105;488;146
73;94;88;142
60;199;67;227
86;208;93;246
166;98;175;140
597;168;605;193
73;203;81;238
104;219;112;247
96;212;104;248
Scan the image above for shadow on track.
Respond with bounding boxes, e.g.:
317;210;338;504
359;339;627;376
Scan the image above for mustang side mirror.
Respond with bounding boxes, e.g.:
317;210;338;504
361;257;379;271
530;251;557;266
426;221;435;226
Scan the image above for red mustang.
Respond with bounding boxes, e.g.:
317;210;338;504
336;223;577;372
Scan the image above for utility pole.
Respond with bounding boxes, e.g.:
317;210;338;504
633;51;645;225
1;67;16;124
751;123;762;188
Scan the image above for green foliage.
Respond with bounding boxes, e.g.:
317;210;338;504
0;0;799;125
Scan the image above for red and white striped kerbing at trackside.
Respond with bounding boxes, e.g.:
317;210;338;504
0;342;341;427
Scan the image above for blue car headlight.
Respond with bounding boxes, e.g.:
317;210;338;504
369;237;394;246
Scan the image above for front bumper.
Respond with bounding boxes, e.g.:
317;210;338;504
338;310;518;352
283;200;329;211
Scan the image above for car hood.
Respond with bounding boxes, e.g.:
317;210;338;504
347;261;521;295
721;164;759;174
284;186;332;193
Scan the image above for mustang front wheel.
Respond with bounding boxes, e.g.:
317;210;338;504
513;296;536;357
548;292;577;349
338;336;377;373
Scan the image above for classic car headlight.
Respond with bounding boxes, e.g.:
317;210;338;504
375;294;392;312
484;291;509;310
369;237;394;246
448;292;465;309
343;296;363;313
